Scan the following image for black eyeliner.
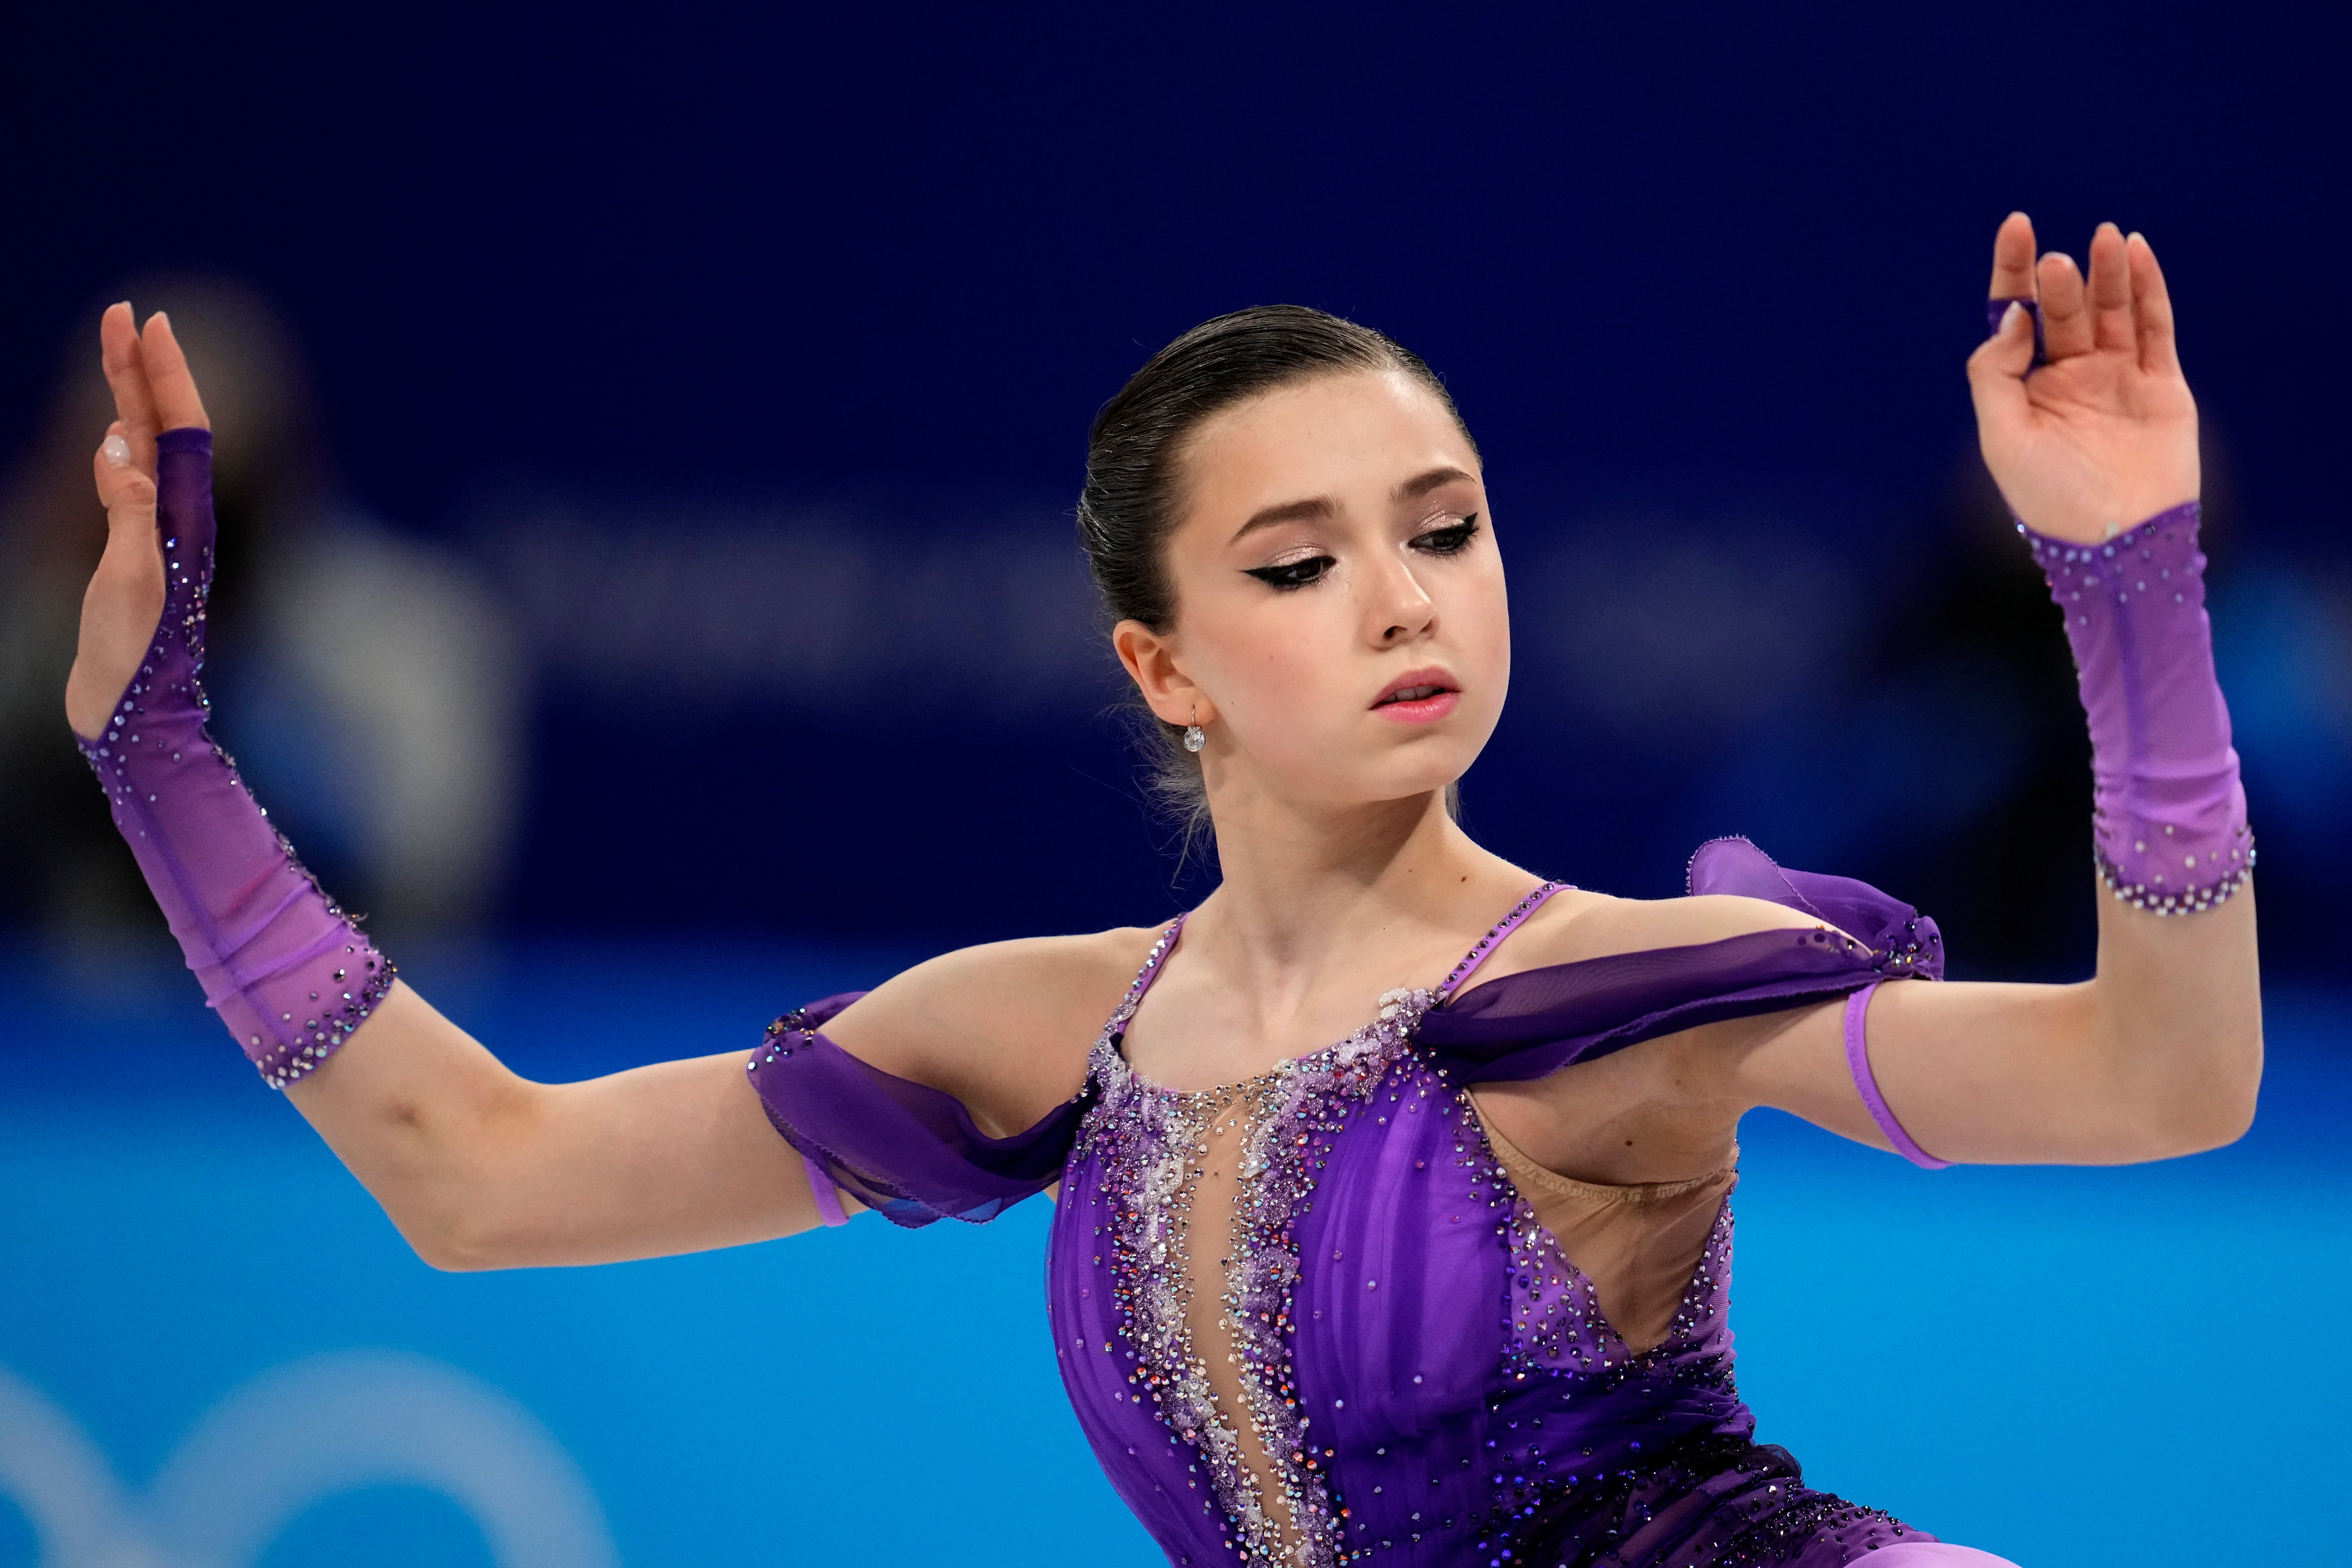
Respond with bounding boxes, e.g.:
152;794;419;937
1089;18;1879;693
1243;555;1336;590
1412;514;1481;553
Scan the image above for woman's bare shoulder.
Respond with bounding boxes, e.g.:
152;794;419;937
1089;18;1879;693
816;922;1170;1130
1489;887;1832;978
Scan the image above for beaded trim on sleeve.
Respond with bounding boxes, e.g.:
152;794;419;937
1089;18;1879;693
249;934;397;1090
2021;517;2257;916
2090;839;2254;916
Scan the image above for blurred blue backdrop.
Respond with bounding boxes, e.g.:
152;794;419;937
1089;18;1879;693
2;2;2347;1563
6;952;2347;1565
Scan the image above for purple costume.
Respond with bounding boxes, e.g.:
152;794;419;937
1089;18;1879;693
751;853;1976;1567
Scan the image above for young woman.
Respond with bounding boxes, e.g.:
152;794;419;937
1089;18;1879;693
64;212;2258;1567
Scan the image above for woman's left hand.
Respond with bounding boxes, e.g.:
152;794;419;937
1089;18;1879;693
64;304;210;740
1965;213;2199;545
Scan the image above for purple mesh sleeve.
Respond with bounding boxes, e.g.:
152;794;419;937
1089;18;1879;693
746;992;1087;1228
1842;981;1948;1169
1419;838;1940;1086
76;429;394;1087
2021;504;2254;912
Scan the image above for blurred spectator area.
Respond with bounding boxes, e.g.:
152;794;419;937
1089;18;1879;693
0;282;523;946
480;497;1107;716
4;294;2347;976
451;461;2349;976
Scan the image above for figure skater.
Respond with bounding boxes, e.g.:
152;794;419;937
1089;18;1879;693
61;213;2258;1566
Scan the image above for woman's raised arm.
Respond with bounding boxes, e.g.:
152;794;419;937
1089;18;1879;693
1731;215;2260;1165
62;305;1124;1270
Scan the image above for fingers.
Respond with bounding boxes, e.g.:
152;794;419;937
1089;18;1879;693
2128;230;2182;376
2086;222;2135;354
139;311;212;433
94;420;130;496
1988;211;2037;301
91;419;158;539
93;416;157;510
1966;301;2037;418
1966;303;2037;470
2037;250;2093;360
71;419;165;741
98;303;161;475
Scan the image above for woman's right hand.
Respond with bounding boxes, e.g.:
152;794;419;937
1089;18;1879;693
1963;213;2200;544
64;302;211;741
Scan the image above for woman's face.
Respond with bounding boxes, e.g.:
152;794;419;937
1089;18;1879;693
1119;368;1509;814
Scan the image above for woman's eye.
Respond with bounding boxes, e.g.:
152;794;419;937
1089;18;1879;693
1244;555;1336;590
1413;515;1480;555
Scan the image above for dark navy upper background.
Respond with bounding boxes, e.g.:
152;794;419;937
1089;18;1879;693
3;2;2344;973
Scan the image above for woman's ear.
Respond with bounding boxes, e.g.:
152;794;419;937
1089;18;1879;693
1111;619;1216;728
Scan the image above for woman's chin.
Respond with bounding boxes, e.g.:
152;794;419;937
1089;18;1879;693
1326;766;1476;813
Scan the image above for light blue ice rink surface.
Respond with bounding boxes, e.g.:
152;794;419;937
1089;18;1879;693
2;941;2345;1566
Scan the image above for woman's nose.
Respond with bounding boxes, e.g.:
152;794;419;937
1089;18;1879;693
1370;560;1437;643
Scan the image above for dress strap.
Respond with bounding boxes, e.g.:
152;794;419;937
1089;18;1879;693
1439;882;1567;999
1124;913;1188;1010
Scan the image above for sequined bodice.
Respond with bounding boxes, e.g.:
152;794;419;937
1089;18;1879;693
1080;971;1445;1565
1042;890;1917;1567
763;850;1941;1565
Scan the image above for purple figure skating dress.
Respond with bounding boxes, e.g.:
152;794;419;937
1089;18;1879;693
751;841;2008;1567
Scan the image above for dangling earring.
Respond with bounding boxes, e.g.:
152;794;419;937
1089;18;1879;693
1182;707;1205;753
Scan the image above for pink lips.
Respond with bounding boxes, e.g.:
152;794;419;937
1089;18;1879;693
1371;668;1461;724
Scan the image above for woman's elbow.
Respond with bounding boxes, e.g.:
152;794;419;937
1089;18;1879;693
384;1085;554;1271
394;1202;517;1272
373;1144;545;1271
2128;1030;2263;1158
2138;1096;2255;1158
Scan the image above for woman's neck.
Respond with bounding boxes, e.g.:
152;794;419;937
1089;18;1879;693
1185;783;1533;1000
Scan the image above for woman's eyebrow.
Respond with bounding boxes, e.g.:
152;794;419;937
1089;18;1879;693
1229;494;1336;545
1394;465;1477;502
1229;467;1476;546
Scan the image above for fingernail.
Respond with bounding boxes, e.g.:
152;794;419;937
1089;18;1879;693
101;434;131;468
2001;301;2025;331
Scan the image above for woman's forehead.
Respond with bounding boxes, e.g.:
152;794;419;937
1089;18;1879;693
1181;371;1480;523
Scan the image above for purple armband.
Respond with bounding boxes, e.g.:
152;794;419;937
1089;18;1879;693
1843;982;1947;1169
802;1153;849;1227
2021;503;2254;913
77;429;393;1087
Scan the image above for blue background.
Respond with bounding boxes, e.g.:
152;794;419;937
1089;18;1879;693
6;953;2347;1564
4;0;2349;959
3;1;2349;1562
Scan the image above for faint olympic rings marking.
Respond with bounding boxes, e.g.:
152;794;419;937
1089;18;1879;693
0;1351;620;1568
